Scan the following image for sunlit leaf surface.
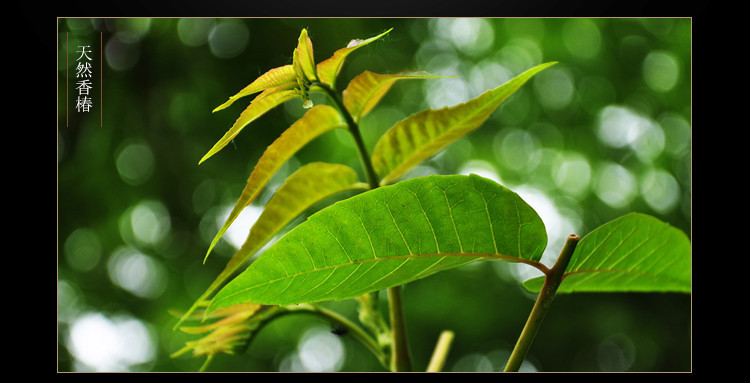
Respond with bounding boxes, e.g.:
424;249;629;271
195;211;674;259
523;213;691;293
204;105;348;261
212;65;297;113
371;62;556;185
200;89;300;164
208;174;547;312
316;28;393;88
343;70;449;123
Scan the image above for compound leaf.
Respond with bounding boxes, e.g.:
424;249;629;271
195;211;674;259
175;162;367;329
204;105;348;262
316;28;393;89
207;174;548;313
343;70;450;123
523;213;691;293
212;64;297;113
371;62;556;186
200;89;300;164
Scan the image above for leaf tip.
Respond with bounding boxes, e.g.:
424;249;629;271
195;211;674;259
198;154;210;165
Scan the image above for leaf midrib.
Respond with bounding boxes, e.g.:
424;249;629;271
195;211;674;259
213;251;545;305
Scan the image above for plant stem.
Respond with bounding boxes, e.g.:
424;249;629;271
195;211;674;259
503;234;580;372
427;330;455;372
388;285;413;371
297;304;389;368
314;83;380;189
316;82;413;372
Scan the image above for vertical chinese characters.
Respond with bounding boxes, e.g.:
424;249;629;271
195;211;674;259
75;45;93;113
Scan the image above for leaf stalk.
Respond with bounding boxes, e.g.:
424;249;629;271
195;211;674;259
503;234;580;372
426;330;455;372
314;82;380;190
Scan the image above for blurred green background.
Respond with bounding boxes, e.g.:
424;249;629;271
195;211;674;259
57;18;691;372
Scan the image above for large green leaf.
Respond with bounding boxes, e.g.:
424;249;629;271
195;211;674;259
523;213;691;293
207;174;548;313
342;70;449;123
371;62;556;186
175;162;367;328
316;28;393;89
200;89;300;164
204;105;348;261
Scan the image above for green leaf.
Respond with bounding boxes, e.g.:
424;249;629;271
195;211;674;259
204;105;348;262
175;162;367;329
200;89;300;164
212;64;297;113
207;174;547;313
371;62;556;186
523;213;691;293
316;28;393;89
343;71;451;123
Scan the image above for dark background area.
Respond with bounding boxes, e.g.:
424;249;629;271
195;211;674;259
57;18;691;372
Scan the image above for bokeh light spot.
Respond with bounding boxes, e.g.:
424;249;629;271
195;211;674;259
66;312;156;371
596;105;665;164
105;35;140;71
129;200;171;246
107;246;168;299
114;18;151;44
658;112;691;157
640;168;680;214
218;204;263;250
533;66;576;111
642;50;680;92
468;60;512;95
64;228;102;272
279;326;345;372
494;128;542;173
552;151;591;198
594;163;637;208
297;326;345;372
446;18;495;57
177;18;216;47
58;280;84;323
208;20;250;59
115;140;155;186
494;38;542;74
562;18;602;60
597;333;636;371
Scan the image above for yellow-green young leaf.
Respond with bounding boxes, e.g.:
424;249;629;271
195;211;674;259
295;29;317;82
371;62;556;185
251;81;297;103
212;65;297;113
199;89;300;164
316;28;393;89
174;162;367;329
204;105;348;262
343;71;451;123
